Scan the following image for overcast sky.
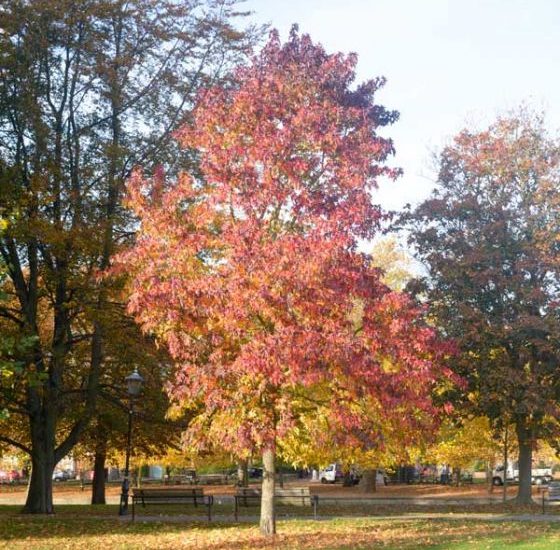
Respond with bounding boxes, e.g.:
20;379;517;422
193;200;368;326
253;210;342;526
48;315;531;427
245;0;560;211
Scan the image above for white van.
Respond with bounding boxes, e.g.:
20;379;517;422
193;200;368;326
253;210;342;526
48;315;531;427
492;462;552;486
319;464;387;485
319;464;343;483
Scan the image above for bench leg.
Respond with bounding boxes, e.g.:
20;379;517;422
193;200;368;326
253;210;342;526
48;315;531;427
543;492;545;514
234;497;238;522
132;499;135;521
313;496;318;520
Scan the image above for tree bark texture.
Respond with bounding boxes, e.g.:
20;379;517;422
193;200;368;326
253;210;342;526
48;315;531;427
91;438;107;505
359;469;377;493
487;460;495;494
23;404;56;514
516;420;533;505
455;467;461;487
237;459;249;487
24;452;55;514
260;448;276;536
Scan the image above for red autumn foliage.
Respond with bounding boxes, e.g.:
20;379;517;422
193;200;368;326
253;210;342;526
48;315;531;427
117;29;452;459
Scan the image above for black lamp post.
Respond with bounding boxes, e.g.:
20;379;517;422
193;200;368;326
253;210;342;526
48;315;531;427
118;368;144;516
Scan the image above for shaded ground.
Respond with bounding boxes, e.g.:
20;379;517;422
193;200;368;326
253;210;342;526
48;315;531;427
1;512;560;549
1;484;559;550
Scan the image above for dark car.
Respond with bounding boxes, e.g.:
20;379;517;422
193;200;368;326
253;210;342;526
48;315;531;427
248;467;263;479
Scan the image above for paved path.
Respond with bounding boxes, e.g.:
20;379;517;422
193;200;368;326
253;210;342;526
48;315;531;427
0;493;543;506
0;493;122;505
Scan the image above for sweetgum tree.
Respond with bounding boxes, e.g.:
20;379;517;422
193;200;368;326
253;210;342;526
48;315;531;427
403;111;560;504
121;29;451;535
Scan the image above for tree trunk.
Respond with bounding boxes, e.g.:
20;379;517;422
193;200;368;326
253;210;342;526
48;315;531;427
23;409;56;514
237;459;248;487
516;420;533;505
260;447;276;536
502;423;509;503
359;469;377;493
487;460;495;494
165;466;171;485
91;446;107;505
455;467;461;486
23;452;55;514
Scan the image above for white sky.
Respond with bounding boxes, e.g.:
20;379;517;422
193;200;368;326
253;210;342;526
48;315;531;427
245;0;560;211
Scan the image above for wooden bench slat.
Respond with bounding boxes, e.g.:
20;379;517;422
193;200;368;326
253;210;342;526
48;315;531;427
132;487;204;494
235;487;311;496
131;488;213;522
233;487;316;520
133;489;204;497
542;482;560;513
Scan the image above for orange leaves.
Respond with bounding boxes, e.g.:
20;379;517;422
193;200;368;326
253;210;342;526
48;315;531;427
119;29;450;460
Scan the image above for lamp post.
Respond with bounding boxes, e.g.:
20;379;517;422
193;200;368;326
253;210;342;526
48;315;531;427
118;368;144;516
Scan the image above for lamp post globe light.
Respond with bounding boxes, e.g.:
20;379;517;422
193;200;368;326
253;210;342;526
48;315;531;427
126;368;144;397
118;368;144;516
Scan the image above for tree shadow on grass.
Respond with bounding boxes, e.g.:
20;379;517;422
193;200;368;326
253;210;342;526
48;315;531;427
139;519;560;550
1;508;560;549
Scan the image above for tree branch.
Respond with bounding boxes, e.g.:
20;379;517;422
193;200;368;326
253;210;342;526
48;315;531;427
0;435;31;455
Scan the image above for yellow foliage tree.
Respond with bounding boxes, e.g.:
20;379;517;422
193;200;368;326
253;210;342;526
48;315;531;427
424;416;500;483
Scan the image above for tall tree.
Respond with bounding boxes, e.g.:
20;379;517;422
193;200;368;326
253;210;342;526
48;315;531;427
70;319;184;505
0;0;255;513
402;110;560;504
121;28;451;535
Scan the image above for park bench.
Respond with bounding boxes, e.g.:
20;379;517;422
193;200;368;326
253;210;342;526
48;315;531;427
131;487;213;521
165;473;196;485
195;473;232;485
542;480;560;513
460;472;473;484
234;487;318;520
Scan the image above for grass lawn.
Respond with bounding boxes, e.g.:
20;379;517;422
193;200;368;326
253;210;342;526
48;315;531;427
1;506;560;549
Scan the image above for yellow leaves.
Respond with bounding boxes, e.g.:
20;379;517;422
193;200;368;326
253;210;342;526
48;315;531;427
166;399;197;421
424;417;499;469
380;357;401;374
369;236;413;292
488;348;503;360
1;515;554;550
467;391;478;403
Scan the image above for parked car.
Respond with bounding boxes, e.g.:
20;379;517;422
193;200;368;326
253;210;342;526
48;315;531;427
492;462;553;486
52;470;72;482
319;464;344;484
0;470;22;483
320;464;388;486
248;467;263;479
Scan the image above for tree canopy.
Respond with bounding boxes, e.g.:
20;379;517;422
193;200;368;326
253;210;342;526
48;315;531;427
120;28;452;535
402;109;560;503
0;0;255;513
